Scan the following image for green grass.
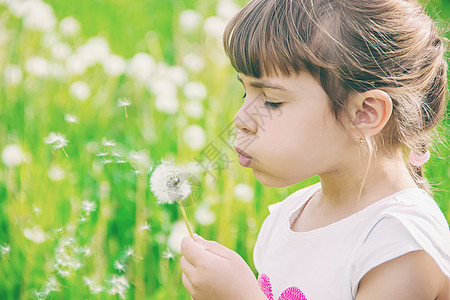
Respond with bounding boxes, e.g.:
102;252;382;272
0;0;448;299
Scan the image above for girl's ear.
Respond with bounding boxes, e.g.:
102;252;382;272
349;89;393;138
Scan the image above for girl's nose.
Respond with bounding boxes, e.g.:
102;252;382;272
233;99;258;135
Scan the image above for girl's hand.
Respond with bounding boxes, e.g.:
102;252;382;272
180;234;266;300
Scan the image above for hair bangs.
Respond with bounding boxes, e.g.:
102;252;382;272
223;0;312;78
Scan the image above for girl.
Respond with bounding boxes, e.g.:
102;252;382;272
180;0;450;299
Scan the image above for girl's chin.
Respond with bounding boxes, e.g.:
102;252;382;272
252;169;294;188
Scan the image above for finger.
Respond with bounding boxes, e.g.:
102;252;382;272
195;235;234;260
180;256;196;277
180;234;208;267
182;272;194;296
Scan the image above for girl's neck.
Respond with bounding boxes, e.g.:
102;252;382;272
318;152;418;210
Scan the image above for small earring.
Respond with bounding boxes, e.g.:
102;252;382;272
358;136;366;145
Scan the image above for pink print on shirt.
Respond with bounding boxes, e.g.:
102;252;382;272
258;273;308;300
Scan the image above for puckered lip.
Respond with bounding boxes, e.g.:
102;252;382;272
234;145;252;158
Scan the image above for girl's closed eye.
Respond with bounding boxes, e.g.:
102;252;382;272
241;92;283;110
263;95;283;110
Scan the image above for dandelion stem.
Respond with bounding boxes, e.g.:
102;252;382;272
177;200;194;239
61;147;69;158
125;107;128;118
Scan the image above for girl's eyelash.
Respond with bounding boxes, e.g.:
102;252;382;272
241;92;283;110
264;101;283;110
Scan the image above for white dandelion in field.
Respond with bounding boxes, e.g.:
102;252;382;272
59;16;81;37
179;9;202;33
168;221;189;253
0;243;10;256
103;54;126;77
102;158;114;165
48;164;66;181
162;248;175;260
114;260;126;273
234;183;254;203
139;221;152;232
102;137;116;147
127;52;154;83
195;205;216;226
183;53;205;73
150;161;194;238
2;144;24;167
96;152;108;157
24;226;47;244
4;64;23;86
117;98;131;118
52;42;72;60
123;246;135;258
64;114;79;124
69;81;91;101
81;200;96;215
183;81;207;101
184;100;204;119
203;16;228;39
45;132;69;157
83;277;103;294
33;205;41;216
25;56;50;77
108;275;129;299
183;125;206;150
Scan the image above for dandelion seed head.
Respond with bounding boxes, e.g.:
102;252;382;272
33;205;41;216
102;158;113;165
139;221;152;232
117;97;131;107
108;275;129;299
81;200;96;214
123;246;135;258
64;114;79;124
113;260;126;273
102;137;116;147
0;243;10;255
149;162;191;204
44;132;68;149
83;277;103;294
162;248;175;260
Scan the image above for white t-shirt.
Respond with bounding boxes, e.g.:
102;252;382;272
254;183;450;300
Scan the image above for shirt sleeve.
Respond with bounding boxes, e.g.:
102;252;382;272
350;216;423;297
351;197;450;298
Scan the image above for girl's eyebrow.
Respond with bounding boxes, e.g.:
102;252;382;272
236;74;289;91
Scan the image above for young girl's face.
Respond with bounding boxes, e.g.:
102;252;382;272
234;72;355;188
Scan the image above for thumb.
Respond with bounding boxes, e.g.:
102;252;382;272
194;234;234;260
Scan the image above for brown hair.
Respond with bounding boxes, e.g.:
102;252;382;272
223;0;448;191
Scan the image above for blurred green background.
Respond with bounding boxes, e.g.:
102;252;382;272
0;0;448;299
